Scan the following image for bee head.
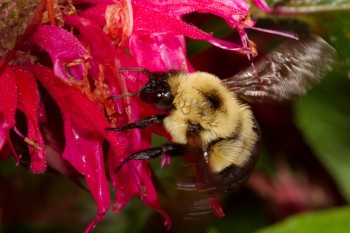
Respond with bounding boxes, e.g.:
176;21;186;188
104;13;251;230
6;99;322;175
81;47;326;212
139;71;178;110
108;69;178;110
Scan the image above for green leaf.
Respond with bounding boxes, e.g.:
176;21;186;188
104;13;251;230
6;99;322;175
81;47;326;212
255;206;350;233
313;12;350;72
296;71;350;200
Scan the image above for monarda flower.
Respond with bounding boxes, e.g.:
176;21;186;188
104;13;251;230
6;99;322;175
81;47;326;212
0;0;288;232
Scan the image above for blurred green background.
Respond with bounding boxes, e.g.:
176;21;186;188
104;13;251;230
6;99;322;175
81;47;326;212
1;0;350;233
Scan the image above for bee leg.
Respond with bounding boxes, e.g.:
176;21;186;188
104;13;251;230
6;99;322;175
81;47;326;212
105;114;167;131
114;143;184;173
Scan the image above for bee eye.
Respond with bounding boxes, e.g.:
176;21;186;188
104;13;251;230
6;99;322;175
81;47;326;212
153;91;173;110
140;90;173;110
148;92;163;102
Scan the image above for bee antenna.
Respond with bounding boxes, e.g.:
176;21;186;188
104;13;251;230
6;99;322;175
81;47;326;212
107;67;152;100
107;87;145;100
119;67;152;76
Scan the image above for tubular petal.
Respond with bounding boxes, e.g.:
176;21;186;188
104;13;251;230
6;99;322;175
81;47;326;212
62;119;110;215
0;62;17;152
29;25;90;81
13;67;46;173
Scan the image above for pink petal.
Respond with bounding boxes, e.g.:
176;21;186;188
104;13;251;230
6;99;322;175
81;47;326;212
28;64;128;229
133;0;246;18
45;140;85;189
84;213;105;233
107;125;170;226
28;65;126;178
63;15;118;66
250;26;298;39
132;4;251;53
253;0;273;12
29;25;90;81
63;14;140;124
0;62;17;152
78;4;108;26
13;67;46;173
109;148;171;228
129;34;190;71
28;64;120;147
210;196;225;218
132;4;213;40
62;119;110;215
160;155;171;169
136;164;171;229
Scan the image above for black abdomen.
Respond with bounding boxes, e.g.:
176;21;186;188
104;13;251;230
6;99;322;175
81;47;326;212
209;123;260;192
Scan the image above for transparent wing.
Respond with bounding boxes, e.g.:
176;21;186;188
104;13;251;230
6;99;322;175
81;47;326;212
224;35;337;103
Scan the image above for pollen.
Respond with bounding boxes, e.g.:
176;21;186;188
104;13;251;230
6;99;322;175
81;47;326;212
181;106;190;114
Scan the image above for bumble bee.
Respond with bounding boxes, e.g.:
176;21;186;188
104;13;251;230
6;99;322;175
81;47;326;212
106;35;336;192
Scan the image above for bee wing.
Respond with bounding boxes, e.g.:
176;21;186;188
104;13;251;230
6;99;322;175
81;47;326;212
183;133;220;191
223;35;337;103
174;134;224;218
